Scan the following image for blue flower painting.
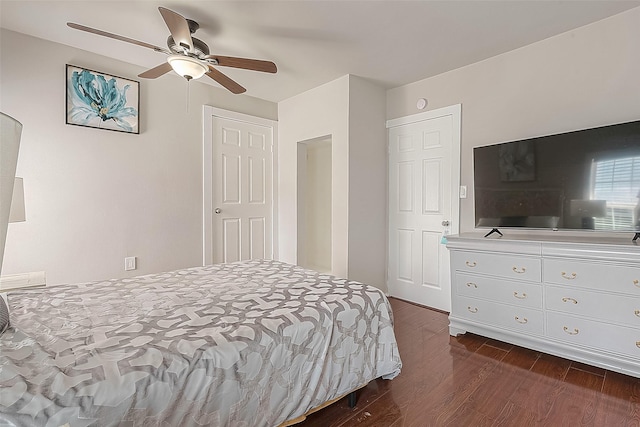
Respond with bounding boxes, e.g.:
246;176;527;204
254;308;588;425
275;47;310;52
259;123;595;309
66;65;139;134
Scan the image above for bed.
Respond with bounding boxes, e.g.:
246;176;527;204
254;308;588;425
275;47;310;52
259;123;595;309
0;259;402;426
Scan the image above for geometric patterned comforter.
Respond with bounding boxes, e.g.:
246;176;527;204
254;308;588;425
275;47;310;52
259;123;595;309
0;260;402;426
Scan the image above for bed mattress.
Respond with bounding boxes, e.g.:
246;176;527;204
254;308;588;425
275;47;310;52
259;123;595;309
0;259;401;426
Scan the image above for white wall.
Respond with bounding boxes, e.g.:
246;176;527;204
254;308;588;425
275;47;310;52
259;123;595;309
278;76;350;277
347;76;387;290
0;29;277;285
8;5;632;286
387;7;640;233
278;74;387;290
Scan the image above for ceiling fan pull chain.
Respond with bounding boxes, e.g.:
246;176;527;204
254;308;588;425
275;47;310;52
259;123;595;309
186;79;190;113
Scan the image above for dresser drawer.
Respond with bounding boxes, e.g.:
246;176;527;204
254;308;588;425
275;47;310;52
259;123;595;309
452;251;541;282
456;273;542;309
546;311;640;360
546;285;640;328
543;258;640;295
454;296;544;335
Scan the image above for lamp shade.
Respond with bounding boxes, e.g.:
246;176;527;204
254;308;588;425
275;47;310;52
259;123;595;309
9;177;25;223
167;55;208;80
0;112;22;277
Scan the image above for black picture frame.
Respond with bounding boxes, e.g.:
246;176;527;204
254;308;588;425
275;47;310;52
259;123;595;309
65;64;139;134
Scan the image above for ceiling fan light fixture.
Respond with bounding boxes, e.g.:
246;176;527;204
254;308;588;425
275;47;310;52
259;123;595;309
167;55;208;80
68;7;276;94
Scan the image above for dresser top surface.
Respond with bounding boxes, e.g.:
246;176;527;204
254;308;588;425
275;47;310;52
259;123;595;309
449;232;640;250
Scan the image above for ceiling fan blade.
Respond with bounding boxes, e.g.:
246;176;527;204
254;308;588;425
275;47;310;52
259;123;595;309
67;22;170;54
158;7;193;53
205;55;277;73
205;66;246;94
138;62;173;79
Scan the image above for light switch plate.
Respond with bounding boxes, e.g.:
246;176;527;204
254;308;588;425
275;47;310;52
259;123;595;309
460;185;467;198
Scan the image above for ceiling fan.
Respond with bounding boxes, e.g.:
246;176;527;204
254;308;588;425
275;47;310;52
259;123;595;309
67;7;277;94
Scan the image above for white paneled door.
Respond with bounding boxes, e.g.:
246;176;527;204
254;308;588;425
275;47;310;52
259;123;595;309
387;105;461;312
203;108;276;265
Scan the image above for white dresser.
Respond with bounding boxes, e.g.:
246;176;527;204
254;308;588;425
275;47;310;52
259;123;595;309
447;233;640;378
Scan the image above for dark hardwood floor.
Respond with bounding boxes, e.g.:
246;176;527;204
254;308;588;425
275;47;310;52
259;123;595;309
299;297;640;426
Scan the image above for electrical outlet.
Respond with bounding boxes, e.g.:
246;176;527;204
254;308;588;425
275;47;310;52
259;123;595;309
124;256;137;271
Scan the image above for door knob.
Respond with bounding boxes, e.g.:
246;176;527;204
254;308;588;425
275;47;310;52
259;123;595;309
214;208;222;214
442;220;450;227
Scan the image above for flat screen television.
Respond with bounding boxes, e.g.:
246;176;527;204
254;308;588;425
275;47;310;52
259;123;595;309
473;119;640;233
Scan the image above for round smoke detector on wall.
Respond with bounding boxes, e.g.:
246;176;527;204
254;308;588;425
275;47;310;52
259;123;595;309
416;98;428;110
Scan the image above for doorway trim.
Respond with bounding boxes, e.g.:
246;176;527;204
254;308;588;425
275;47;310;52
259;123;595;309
297;135;333;273
202;106;278;265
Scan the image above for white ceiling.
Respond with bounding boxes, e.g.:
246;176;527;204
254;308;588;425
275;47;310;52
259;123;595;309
1;1;639;103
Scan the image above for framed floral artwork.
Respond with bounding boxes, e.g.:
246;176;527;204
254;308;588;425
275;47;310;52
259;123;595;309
66;65;139;134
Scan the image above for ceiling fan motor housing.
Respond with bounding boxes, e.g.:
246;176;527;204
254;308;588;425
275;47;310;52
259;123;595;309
167;36;210;57
186;19;199;34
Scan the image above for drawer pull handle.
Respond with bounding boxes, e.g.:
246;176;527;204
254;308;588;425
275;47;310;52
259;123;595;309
561;272;577;280
634;279;640;288
562;297;578;305
515;316;528;324
513;292;527;299
466;282;478;288
636;341;640;349
635;310;640;317
467;306;478;313
512;267;526;274
563;326;579;335
466;261;477;267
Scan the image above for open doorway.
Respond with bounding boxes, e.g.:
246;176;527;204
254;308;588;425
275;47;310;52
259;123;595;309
297;136;332;272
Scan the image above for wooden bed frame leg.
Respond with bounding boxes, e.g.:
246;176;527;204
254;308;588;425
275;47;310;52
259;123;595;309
347;391;357;408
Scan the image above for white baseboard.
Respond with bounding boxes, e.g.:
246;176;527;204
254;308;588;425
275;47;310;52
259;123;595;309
0;271;46;292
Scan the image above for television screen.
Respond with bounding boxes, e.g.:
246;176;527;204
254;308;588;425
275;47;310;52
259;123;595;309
473;120;640;232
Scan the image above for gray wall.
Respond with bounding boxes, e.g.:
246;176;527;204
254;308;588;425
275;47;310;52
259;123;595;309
387;7;640;233
0;29;277;285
